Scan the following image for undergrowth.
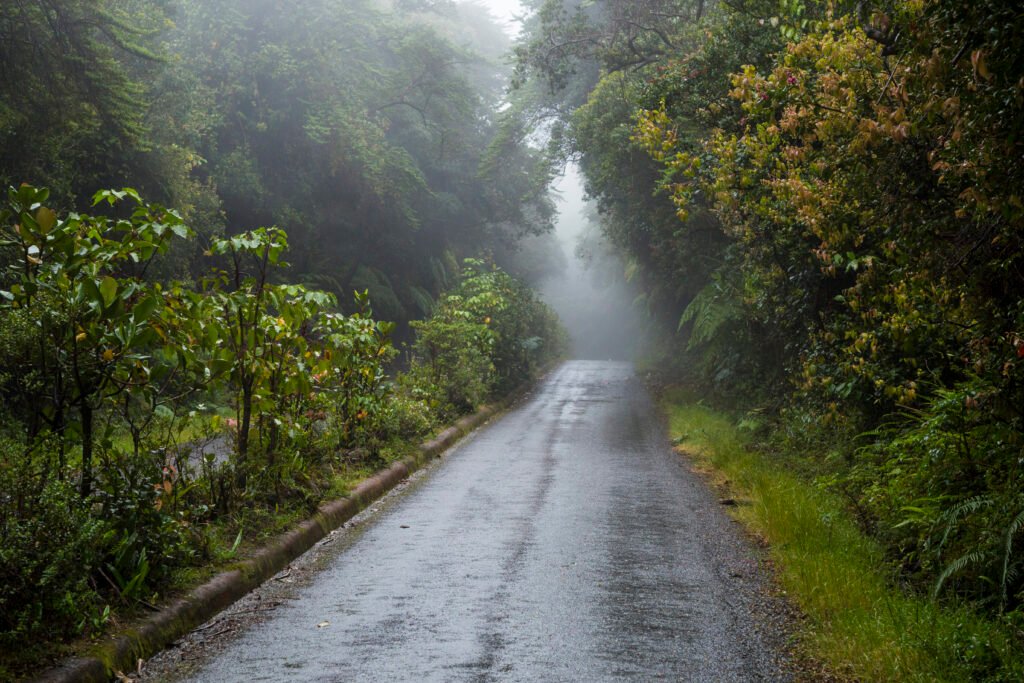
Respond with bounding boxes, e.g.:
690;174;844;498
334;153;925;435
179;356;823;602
664;390;1024;682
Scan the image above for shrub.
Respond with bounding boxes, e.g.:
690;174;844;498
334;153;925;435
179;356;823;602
0;471;106;648
848;382;1024;613
406;259;566;417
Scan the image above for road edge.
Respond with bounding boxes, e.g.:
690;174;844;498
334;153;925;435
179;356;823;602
34;374;546;683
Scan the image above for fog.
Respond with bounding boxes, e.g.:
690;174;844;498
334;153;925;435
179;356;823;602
540;165;648;360
472;0;525;36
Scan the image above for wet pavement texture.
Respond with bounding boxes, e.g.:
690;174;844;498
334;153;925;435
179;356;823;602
167;361;789;682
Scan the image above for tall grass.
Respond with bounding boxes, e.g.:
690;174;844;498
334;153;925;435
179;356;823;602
665;396;1024;682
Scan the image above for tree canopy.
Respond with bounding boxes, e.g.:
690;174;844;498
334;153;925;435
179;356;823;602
1;0;559;330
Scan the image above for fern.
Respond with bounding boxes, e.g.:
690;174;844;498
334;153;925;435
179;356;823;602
1001;506;1024;610
935;550;989;598
408;285;435;318
678;273;740;350
934;494;993;552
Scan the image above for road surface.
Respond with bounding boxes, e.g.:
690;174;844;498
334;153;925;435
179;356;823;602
158;361;790;682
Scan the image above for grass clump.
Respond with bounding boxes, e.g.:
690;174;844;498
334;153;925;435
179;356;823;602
664;393;1024;682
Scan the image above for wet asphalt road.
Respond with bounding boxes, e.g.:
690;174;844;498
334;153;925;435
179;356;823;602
174;361;788;682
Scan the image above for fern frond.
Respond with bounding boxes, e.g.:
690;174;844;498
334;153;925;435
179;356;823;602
1000;506;1024;609
934;550;988;598
677;276;740;350
936;495;993;551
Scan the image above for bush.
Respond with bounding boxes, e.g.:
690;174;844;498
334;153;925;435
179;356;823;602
0;472;106;649
380;390;437;441
846;382;1024;613
93;445;198;598
405;259;566;417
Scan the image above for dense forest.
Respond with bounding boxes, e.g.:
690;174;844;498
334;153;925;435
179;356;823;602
3;0;1024;678
511;0;1024;674
0;0;567;674
0;0;564;324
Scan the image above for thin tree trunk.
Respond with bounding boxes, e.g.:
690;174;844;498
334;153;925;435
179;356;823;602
237;379;253;488
80;402;93;498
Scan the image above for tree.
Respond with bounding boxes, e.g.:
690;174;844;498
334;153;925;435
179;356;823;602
0;1;168;202
1;185;192;496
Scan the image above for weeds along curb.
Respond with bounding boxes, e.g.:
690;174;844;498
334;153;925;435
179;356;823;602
34;398;518;683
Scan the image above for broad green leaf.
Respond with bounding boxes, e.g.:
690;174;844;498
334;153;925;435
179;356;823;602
133;294;159;322
36;207;57;234
100;276;118;308
83;279;103;310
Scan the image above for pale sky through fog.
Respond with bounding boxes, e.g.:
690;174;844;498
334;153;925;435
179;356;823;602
473;0;525;35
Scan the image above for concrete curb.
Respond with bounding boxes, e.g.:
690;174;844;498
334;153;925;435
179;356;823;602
34;398;516;683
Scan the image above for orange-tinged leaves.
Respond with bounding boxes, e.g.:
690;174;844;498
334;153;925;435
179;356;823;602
35;207;56;234
971;50;991;81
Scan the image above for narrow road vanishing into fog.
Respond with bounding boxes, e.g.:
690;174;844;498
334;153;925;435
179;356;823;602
168;361;789;682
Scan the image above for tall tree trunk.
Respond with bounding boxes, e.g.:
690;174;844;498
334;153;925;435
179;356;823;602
79;402;93;498
237;379;253;488
54;406;66;481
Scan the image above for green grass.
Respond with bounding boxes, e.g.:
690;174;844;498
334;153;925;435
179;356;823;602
664;392;1024;682
104;410;218;456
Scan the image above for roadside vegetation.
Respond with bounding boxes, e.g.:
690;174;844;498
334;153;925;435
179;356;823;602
512;0;1023;678
665;392;1024;682
0;0;568;676
0;187;564;677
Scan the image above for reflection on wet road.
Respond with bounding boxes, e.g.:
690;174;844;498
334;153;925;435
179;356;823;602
177;361;787;682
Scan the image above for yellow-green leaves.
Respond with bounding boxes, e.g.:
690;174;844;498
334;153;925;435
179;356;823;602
99;276;118;309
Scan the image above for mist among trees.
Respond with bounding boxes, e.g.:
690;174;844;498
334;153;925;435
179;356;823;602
2;0;1024;679
0;1;568;672
511;1;1024;674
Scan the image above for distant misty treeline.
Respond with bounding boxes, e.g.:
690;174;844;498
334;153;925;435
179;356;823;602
0;0;560;327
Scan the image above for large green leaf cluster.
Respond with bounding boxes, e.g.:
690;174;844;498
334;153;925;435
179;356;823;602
0;189;563;667
0;189;395;659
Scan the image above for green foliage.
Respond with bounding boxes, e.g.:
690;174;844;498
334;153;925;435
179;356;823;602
409;304;494;416
0;472;107;649
407;258;567;417
678;271;741;349
1;0;557;328
93;445;196;599
157;0;555;317
654;1;1024;616
518;0;1024;669
842;381;1024;613
0;190;561;668
665;394;1024;682
0;184;193;496
0;0;167;201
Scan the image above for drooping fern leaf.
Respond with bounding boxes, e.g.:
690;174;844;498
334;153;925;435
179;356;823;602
678;272;741;350
935;550;989;598
1000;505;1024;610
934;494;993;552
